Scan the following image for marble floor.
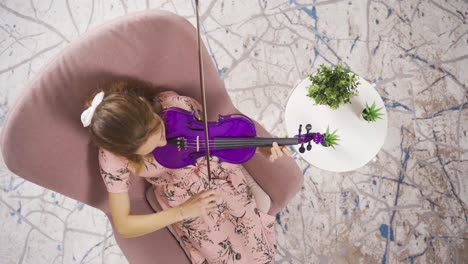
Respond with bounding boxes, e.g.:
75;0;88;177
0;0;467;263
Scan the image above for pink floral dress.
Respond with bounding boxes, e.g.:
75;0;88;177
98;91;276;264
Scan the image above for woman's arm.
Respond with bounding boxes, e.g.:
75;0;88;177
109;187;220;238
109;192;183;238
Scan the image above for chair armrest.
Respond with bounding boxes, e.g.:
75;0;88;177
242;119;304;216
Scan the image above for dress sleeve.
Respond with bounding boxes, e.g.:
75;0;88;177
98;148;131;193
156;91;203;119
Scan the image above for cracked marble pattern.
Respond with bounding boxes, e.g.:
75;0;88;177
0;0;467;263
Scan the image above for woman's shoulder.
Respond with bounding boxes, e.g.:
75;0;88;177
98;147;129;168
156;90;196;102
155;90;202;116
98;147;165;176
98;147;132;193
156;90;179;100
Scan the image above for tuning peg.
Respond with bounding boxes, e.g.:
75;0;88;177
298;124;302;136
307;141;312;151
305;124;312;133
299;144;305;153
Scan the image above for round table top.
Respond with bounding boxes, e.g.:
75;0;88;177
284;76;388;172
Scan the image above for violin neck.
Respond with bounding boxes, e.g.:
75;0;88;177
214;137;299;149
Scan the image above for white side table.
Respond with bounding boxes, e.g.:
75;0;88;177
284;76;388;172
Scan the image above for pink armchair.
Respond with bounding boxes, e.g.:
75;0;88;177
0;10;303;264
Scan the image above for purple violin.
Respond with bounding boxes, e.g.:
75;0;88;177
152;108;321;169
170;0;318;185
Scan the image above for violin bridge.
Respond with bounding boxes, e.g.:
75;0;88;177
196;136;200;152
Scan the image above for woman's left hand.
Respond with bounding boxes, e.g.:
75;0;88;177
256;141;292;162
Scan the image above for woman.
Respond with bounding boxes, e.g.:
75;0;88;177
82;78;290;263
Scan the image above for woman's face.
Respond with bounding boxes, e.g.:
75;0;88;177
134;113;167;156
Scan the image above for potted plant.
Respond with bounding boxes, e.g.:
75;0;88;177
362;102;384;122
306;62;360;110
322;126;339;149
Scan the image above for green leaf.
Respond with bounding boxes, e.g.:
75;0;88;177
362;101;385;122
306;62;359;110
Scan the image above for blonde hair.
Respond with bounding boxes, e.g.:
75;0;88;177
83;78;163;175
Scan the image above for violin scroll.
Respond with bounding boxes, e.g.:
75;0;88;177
294;124;324;153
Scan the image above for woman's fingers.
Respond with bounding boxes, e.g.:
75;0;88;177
269;140;292;162
204;201;218;215
269;150;275;161
201;189;217;198
280;134;292;156
276;143;284;157
272;142;283;158
202;190;222;203
282;145;292;156
267;143;275;162
206;195;218;204
208;203;218;210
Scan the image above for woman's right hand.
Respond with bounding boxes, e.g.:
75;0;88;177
178;189;221;220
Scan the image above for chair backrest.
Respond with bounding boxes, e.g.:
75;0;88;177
0;9;233;213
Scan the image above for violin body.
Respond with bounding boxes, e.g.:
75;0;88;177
153;108;258;169
153;108;318;169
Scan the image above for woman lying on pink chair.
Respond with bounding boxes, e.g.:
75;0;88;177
81;79;291;263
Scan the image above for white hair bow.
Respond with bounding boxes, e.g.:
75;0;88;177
81;91;105;127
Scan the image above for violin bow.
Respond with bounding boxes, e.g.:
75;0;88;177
194;0;213;189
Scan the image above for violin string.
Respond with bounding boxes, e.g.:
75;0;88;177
172;139;287;142
184;144;281;147
183;146;275;149
181;141;299;148
167;137;310;146
168;139;299;146
181;139;298;143
181;141;297;146
167;138;300;149
183;141;292;144
182;141;297;145
184;141;297;145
